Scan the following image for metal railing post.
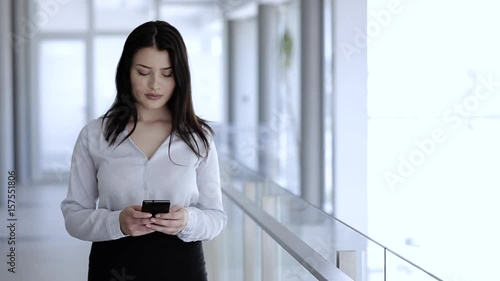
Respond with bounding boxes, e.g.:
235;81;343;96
336;250;357;280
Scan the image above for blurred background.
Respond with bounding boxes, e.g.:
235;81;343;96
1;0;499;280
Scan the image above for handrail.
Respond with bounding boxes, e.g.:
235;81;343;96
222;185;353;281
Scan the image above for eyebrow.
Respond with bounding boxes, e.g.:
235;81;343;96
135;64;172;70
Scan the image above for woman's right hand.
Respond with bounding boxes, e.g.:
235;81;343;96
119;205;155;236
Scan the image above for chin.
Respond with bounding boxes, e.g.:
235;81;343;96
139;100;169;110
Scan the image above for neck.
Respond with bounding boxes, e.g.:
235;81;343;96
135;106;171;123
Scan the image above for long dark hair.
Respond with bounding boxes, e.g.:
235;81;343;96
102;20;213;158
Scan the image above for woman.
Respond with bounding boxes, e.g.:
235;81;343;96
61;20;227;280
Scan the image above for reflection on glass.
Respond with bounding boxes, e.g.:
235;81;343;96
39;40;86;174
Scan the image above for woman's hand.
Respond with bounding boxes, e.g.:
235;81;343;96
146;205;188;235
119;205;155;236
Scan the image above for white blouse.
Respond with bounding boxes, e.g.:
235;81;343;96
60;118;227;242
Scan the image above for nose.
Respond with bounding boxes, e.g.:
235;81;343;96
148;74;160;92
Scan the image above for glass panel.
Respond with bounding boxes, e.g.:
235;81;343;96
219;158;387;281
94;0;155;31
207;195;246;280
275;238;317;281
35;0;88;32
159;4;224;123
39;40;86;175
270;189;385;281
93;36;127;118
210;194;317;281
368;118;500;280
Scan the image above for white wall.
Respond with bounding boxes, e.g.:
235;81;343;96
229;17;259;169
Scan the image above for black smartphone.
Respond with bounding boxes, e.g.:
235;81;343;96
141;200;170;216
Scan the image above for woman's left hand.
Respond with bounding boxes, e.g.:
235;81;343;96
146;205;188;235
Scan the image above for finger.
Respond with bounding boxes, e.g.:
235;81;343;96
156;208;184;219
149;217;171;227
132;210;153;219
131;226;155;236
134;225;154;233
149;218;184;228
146;223;179;235
155;212;177;219
128;205;153;218
139;218;154;225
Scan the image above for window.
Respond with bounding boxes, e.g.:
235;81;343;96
160;4;224;123
93;36;127;117
39;40;86;175
94;0;155;31
366;0;500;279
36;0;88;32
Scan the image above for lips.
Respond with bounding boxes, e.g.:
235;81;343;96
145;94;162;100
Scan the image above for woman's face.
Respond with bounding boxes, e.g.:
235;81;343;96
130;47;175;112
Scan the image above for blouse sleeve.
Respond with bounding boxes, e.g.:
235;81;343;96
177;138;228;242
60;123;127;242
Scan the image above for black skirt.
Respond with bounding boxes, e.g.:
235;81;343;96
88;232;207;281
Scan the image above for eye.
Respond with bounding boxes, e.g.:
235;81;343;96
138;71;149;76
162;73;173;78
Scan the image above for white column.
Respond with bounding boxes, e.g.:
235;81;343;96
228;17;259;170
0;0;15;201
257;4;278;178
300;0;324;208
12;0;31;184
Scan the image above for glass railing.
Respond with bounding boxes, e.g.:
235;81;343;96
204;155;444;281
204;193;319;281
385;251;443;281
